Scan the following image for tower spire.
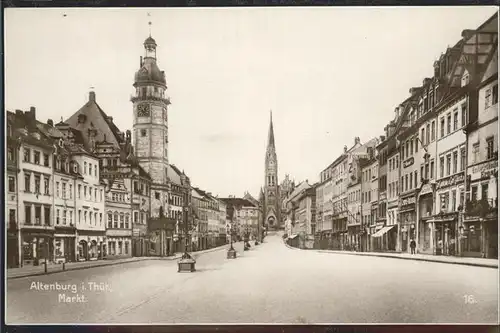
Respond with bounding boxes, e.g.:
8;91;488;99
267;110;275;148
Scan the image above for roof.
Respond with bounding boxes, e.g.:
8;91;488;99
167;164;182;185
267;110;275;149
219;197;257;208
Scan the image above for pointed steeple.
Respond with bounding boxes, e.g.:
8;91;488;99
267;110;275;148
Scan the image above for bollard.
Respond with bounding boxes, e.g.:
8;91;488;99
44;260;47;273
63;262;66;271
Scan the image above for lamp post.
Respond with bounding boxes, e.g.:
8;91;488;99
178;200;196;273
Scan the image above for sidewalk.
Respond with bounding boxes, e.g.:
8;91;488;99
284;241;498;268
7;243;230;280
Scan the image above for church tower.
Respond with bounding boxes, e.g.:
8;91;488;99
132;33;171;218
264;111;281;230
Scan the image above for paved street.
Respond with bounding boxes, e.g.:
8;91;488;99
6;234;498;324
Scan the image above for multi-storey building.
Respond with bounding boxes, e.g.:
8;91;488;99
463;17;498;259
360;150;377;252
282;181;311;248
192;187;208;250
295;185;316;249
217;199;227;246
220;197;259;241
13;109;56;267
317;165;333;249
6;114;20;268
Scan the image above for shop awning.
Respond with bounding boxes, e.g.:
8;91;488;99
288;234;298;239
371;225;396;238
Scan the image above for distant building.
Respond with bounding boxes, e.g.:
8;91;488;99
263;111;281;230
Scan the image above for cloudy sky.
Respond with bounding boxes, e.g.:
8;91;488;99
5;7;497;198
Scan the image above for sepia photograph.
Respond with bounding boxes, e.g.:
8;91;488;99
4;6;499;325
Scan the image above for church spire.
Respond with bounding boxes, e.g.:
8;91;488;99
267;110;275;148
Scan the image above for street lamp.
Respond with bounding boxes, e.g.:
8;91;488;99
227;222;237;259
178;202;196;273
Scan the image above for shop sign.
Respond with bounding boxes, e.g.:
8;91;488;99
403;157;414;169
472;160;498;175
437;173;465;189
400;196;416;207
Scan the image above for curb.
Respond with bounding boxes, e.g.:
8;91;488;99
283;240;498;269
7;244;230;280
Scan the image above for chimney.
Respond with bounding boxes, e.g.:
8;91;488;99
461;29;475;40
380;135;386;142
344;145;348;153
409;87;420;96
354;137;360;145
423;78;432;86
108;116;113;122
47;119;53;127
433;61;440;78
140;56;143;67
89;91;96;102
15;109;22;116
30;106;36;120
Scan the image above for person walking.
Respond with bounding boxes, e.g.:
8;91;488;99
410;239;416;255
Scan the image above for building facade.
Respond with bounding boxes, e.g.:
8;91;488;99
263;111;281;230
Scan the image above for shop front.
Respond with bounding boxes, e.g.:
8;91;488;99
347;225;360;251
428;213;458;256
132;223;148;257
7;225;19;268
462;216;498;258
399;193;416;253
54;225;76;263
21;228;54;266
76;233;105;261
148;217;176;256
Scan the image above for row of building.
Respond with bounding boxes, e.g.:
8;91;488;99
283;13;498;259
6;33;262;268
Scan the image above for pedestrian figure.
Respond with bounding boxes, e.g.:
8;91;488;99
410;239;416;254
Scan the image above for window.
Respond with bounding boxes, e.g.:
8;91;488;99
44;177;50;195
125;214;130;229
459;189;465;208
421;128;425;145
486;137;494;159
485;87;492;108
70;211;73;225
481;183;489;201
8;147;14;162
43;153;49;167
134;212;139;223
25;205;32;224
56;182;60;197
141;129;147;137
430;160;434;179
95;188;98;202
78;210;81;223
446;113;451;134
56;209;60;225
493;84;498;105
120;213;124;228
451;190;457;211
446;154;451;176
89;163;92;175
84;211;87;223
24;148;30;162
62;182;66;199
155;192;160;200
100;213;102;225
409;173;413;189
24;174;31;192
108;213;113;228
421;165;424;181
44;207;50;225
440;117;445;138
34;151;40;165
95;213;98;225
125;242;129;255
461;103;467;127
471;186;478;201
69;184;73;199
453;109;458;131
78;184;81;198
426;124;430;144
431;121;436;141
89;212;92;225
460;147;466;171
453;151;458;174
405;175;408;191
63;209;67;225
415;137;418;152
114;213;118;228
8;176;15;192
35;206;41;224
440;157;444;178
34;175;41;193
472;143;480;164
414;171;418;188
84;186;87;198
94;165;97;178
84;162;87;174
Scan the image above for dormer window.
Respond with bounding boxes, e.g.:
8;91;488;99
73;163;78;173
461;72;470;87
78;114;87;124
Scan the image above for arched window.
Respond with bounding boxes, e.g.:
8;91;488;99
114;212;119;228
125;214;130;229
107;212;112;228
120;213;124;228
